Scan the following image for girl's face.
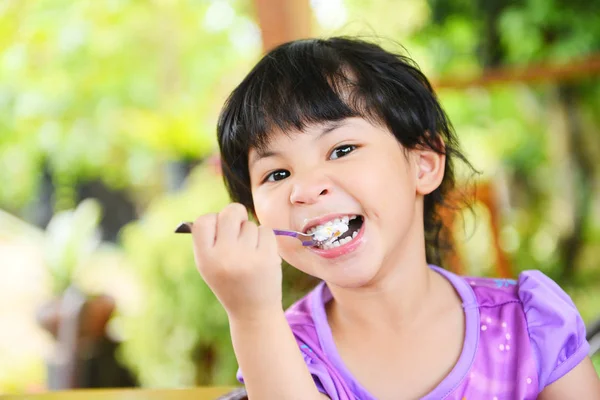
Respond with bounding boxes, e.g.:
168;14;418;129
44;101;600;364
248;117;444;288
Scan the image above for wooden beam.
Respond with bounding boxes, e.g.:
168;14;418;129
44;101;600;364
252;0;311;53
433;54;600;90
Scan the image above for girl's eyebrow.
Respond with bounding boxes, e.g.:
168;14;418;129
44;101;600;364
248;120;350;167
317;120;348;139
249;149;277;168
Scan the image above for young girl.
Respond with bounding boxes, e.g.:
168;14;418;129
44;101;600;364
187;37;600;399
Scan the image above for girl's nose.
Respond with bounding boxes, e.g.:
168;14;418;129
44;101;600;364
289;174;331;205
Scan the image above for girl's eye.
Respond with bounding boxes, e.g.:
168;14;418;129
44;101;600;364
264;169;290;183
330;144;356;160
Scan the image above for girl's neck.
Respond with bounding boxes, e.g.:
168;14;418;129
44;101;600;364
325;227;459;333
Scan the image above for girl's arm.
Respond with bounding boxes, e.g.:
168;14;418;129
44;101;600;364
230;311;330;400
537;357;600;399
188;205;329;399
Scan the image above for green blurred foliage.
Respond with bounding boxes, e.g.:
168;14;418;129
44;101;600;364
419;0;600;70
0;0;260;211
44;198;102;294
119;165;235;386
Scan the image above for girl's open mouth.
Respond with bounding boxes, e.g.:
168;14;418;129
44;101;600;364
316;215;363;249
305;215;365;255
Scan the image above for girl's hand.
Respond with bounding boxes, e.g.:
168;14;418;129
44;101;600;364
190;203;283;320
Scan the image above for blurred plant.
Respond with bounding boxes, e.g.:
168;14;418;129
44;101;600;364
43;198;103;294
118;164;233;387
0;0;260;215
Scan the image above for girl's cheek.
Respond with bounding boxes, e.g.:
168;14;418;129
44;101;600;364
253;191;286;227
251;190;268;218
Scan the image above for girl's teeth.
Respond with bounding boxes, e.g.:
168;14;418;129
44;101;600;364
307;215;362;246
309;215;357;232
317;235;353;250
315;227;361;249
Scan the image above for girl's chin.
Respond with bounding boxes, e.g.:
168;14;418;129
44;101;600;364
319;263;381;289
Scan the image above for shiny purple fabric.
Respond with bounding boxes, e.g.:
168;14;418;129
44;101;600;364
237;266;589;399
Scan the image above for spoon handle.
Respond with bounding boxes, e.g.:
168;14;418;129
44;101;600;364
175;222;316;246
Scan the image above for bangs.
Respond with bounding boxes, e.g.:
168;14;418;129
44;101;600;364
219;47;372;154
218;38;442;156
247;66;363;152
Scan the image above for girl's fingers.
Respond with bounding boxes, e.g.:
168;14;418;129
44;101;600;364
216;203;249;244
191;213;218;249
239;220;259;249
257;225;278;255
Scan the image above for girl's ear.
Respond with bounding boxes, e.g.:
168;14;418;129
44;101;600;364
415;145;445;196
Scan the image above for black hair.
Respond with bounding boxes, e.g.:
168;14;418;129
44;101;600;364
216;37;474;266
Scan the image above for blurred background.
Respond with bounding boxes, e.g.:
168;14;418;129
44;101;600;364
1;0;599;394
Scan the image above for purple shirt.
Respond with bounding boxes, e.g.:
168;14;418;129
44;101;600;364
238;266;589;399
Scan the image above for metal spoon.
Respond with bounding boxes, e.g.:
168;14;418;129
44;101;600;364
174;222;325;247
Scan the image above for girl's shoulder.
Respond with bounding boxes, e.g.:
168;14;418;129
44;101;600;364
464;270;590;391
464;269;583;317
465;270;585;329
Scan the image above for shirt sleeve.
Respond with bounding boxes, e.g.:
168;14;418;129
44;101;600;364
518;270;590;390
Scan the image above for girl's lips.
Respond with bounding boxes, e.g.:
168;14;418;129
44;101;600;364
308;220;366;259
